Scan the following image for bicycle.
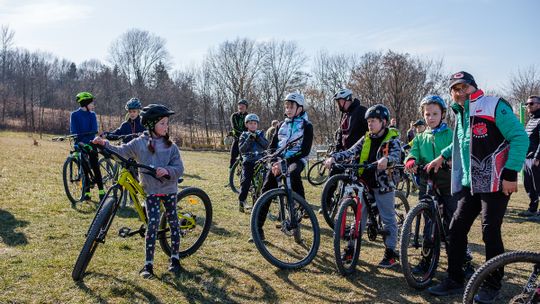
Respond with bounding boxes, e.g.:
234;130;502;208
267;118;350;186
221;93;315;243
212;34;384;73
463;251;540;304
52;134;115;205
307;144;335;186
244;151;269;206
72;146;212;281
320;161;409;230
399;165;473;289
249;136;320;269
228;156;243;194
332;163;410;275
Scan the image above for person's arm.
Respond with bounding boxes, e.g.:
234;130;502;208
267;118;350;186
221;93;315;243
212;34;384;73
346;110;367;149
331;136;364;163
255;130;269;149
404;136;420;162
91;112;98;134
495;100;529;181
70;112;78;135
285;122;313;163
103;136;141;161
386;138;402;165
238;132;251;154
534;126;540;160
163;145;184;181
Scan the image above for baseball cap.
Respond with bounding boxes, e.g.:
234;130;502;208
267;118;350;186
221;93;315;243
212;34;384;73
449;71;478;89
413;119;425;127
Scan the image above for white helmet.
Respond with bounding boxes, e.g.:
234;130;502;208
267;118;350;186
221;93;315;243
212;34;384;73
333;88;353;101
244;113;260;123
284;92;305;107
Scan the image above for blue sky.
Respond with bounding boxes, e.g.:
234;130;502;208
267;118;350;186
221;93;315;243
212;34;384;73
1;0;538;91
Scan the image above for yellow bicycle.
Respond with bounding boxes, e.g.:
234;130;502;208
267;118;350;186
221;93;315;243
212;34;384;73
72;146;212;281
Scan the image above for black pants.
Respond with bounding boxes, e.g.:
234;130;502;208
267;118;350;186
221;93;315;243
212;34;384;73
256;160;306;231
447;187;509;289
229;138;240;168
524;159;540;212
239;161;256;202
84;146;104;192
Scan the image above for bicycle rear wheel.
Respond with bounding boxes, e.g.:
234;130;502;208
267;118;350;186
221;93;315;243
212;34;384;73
395;190;410;232
463;251;540;304
334;198;362;275
320;174;349;229
399;202;441;289
396;170;411;198
307;160;329;186
98;157;115;190
72;197;115;281
250;189;320;269
63;156;84;205
229;159;242;194
159;187;212;257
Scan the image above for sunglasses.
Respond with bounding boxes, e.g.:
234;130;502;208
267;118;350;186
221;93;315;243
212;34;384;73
525;102;539;106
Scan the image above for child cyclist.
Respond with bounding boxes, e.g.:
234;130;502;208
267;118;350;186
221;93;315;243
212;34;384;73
70;91;105;201
404;95;474;276
251;93;313;242
93;104;183;279
238;113;268;213
324;104;401;268
105;98;146;143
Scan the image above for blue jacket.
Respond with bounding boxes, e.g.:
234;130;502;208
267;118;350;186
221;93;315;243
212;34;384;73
108;116;146;143
239;130;268;163
70;108;98;144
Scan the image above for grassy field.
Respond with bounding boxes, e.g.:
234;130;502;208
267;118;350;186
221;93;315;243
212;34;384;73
1;131;539;304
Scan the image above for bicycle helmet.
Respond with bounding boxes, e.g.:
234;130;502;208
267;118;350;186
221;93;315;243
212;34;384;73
365;104;390;122
244;113;260;124
238;99;249;107
420;95;447;111
76;92;94;107
284;92;305;107
333;88;353;101
125;98;142;110
140;104;175;130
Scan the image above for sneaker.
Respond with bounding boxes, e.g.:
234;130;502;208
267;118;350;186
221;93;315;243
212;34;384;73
518;210;537;217
239;201;245;213
83;192;92;201
473;286;500;304
139;264;154;279
168;257;181;274
463;261;475;280
378;248;399;268
427;277;464;296
98;190;106;201
411;258;430;275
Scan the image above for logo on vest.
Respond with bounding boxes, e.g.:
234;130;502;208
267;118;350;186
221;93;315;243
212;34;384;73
472;122;488;138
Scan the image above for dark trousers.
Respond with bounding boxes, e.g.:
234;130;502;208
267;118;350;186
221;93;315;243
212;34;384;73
524;159;540;212
85;147;104;192
256;161;306;231
229;138;240;168
239;161;256;202
447;187;509;289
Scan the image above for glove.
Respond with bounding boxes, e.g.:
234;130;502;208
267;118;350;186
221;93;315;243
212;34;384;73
405;159;416;170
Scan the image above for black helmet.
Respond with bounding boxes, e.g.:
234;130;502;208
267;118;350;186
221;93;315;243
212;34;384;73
365;104;390;122
238;99;249;106
140;104;175;130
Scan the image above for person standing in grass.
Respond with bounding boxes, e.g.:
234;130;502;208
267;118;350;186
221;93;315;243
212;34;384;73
93;104;183;279
70;91;105;201
229;99;249;168
427;71;528;302
519;95;540;220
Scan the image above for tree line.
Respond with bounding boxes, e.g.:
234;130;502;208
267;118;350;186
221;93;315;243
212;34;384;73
1;25;538;148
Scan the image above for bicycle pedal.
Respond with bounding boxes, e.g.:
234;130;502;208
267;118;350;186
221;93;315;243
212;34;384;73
118;227;131;238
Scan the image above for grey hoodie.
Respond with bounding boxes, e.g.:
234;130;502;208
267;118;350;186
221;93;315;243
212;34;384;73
105;132;184;195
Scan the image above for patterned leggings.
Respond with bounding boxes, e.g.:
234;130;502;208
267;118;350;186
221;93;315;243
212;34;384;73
145;193;180;264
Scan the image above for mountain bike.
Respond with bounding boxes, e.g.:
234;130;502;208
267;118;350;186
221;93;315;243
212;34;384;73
250;136;320;269
72;146;212;281
53;134;115;205
248;152;269;206
228;157;243;194
320;162;409;230
332;163;410;275
463;251;540;304
307;144;335;186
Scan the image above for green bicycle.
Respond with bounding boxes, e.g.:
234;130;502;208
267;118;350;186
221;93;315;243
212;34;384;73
72;145;212;281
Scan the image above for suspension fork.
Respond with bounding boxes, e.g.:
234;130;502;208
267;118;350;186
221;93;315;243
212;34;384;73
353;196;363;238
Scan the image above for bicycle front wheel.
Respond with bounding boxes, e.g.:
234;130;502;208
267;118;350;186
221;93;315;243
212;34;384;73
63;156;84;205
396;170;411;198
98;157;115;190
463;251;540;304
250;189;320;269
399;202;441;289
307;160;329;186
159;187;212;258
72;197;115;281
229;159;242;194
334;198;362;275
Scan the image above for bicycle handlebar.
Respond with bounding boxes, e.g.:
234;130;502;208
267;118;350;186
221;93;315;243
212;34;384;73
52;131;97;142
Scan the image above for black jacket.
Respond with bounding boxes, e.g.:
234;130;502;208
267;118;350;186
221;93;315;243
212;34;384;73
335;98;368;151
526;109;540;160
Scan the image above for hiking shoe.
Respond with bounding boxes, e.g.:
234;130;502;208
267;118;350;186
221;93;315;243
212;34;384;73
83;192;92;201
518;210;537;217
463;261;476;280
168;257;181;274
427;277;464;296
473;286;500;304
239;201;245;213
139;264;154;279
378;248;399;268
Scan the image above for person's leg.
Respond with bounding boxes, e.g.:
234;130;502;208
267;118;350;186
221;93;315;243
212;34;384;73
522;159;539;215
373;189;398;250
238;162;255;209
254;170;278;238
141;195;161;277
530;162;540;212
288;161;306;199
162;193;181;273
88;148;104;190
229;139;240;168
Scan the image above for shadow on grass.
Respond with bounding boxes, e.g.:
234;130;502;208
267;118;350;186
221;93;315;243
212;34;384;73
0;209;29;246
117;207;140;219
75;272;162;303
70;201;99;214
209;224;240;238
161;257;279;304
183;173;204;180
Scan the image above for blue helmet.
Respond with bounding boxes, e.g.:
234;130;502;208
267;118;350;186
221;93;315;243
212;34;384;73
125;98;142;110
420;95;447;111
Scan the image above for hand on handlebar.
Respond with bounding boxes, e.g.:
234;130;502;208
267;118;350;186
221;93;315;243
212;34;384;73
324;157;335;169
377;157;388;170
156;167;169;178
426;155;445;173
92;136;107;146
271;162;282;176
404;159;417;174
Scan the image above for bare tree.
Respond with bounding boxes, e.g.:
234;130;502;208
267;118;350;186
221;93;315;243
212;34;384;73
1;25;15;122
507;65;540;107
109;29;170;89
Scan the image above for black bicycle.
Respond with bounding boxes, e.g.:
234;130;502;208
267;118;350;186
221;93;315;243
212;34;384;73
53;134;115;205
332;163;410;275
228;156;243;194
463;251;540;304
250;137;320;269
307;144;335;186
